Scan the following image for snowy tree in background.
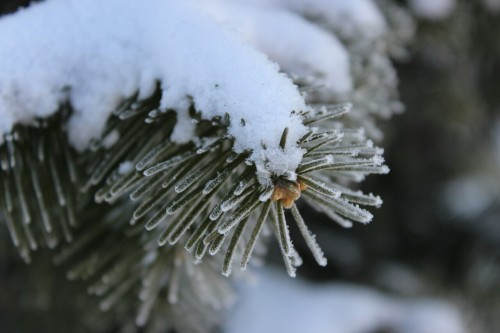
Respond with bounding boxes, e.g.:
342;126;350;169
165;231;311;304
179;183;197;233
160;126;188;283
0;0;483;332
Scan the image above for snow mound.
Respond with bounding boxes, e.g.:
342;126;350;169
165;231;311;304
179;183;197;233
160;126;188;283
0;0;322;184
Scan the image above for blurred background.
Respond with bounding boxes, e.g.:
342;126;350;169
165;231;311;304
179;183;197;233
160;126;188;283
1;0;499;332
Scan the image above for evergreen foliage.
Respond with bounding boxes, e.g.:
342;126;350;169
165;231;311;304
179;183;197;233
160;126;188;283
0;1;421;332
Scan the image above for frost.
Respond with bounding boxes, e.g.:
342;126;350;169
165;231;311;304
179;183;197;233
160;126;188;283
290;205;327;266
372;155;385;166
0;0;310;184
259;187;275;202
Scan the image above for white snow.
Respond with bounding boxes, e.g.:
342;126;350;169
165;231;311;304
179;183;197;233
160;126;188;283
0;0;314;184
225;268;466;333
240;0;387;38
409;0;456;20
203;0;352;95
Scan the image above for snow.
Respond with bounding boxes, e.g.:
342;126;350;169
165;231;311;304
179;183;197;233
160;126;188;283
203;0;352;95
224;268;466;333
0;0;314;185
240;0;387;38
409;0;456;20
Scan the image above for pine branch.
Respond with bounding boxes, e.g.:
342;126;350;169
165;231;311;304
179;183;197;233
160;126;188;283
78;87;388;277
0;109;85;262
0;81;388;330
